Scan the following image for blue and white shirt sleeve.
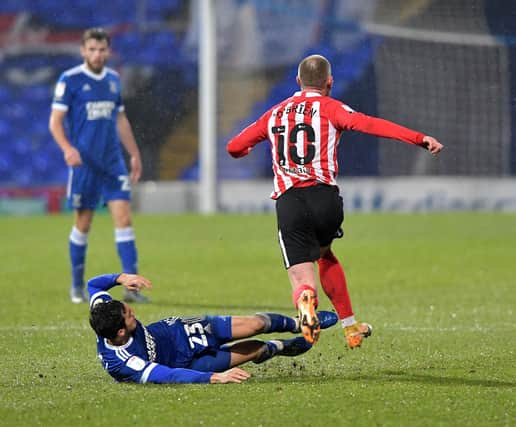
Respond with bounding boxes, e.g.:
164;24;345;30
88;273;121;307
105;349;213;384
51;73;72;112
145;363;213;384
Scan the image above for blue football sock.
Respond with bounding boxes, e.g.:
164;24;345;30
115;227;138;273
69;226;87;288
256;313;297;333
254;341;281;364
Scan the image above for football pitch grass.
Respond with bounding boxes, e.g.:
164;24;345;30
0;212;514;426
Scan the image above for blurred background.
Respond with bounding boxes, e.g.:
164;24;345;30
0;0;515;214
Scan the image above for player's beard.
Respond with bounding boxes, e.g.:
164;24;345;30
85;58;105;74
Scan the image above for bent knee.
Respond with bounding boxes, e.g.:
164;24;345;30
251;316;267;333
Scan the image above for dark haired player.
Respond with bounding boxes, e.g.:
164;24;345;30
88;273;338;384
227;54;443;347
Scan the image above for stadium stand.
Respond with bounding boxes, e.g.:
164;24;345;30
0;0;191;189
1;0;515;196
179;23;378;179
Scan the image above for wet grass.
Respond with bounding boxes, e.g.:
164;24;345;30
0;212;514;426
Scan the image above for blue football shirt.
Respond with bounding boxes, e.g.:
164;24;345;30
52;64;125;173
88;274;219;384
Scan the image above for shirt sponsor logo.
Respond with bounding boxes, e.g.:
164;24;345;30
126;356;146;371
86;101;115;120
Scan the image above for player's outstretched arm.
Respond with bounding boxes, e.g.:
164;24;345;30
334;105;445;155
87;273;152;304
421;135;444;155
144;364;249;384
209;368;251;384
115;273;152;292
227;116;269;158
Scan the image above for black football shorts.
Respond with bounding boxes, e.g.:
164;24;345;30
275;184;344;268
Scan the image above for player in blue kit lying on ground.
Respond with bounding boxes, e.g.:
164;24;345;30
88;273;338;384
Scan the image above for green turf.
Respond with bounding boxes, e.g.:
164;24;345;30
0;212;514;426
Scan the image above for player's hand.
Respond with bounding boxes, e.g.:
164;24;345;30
130;155;142;183
64;146;82;166
422;136;444;155
116;273;152;291
210;368;251;384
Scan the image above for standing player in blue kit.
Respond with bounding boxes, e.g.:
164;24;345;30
49;28;146;304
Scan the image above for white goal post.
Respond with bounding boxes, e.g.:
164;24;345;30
198;0;218;214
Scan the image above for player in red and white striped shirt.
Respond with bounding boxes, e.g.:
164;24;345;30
227;54;443;348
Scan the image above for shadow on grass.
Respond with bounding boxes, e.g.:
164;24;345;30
361;370;516;388
255;369;516;388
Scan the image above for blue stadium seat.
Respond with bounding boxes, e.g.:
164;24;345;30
20;84;50;103
112;31;140;48
179;162;198;180
33;0;136;28
132;31;181;66
43;141;68;183
180;64;198;88
50;55;79;71
0;85;11;104
13;137;32;157
0;118;11;140
3;104;28;130
31;149;65;184
32;151;52;176
30;0;60;15
31;120;51;140
43;137;60;154
112;32;141;63
0;151;14;182
50;167;68;184
0;0;30;13
13;165;33;187
145;0;182;20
